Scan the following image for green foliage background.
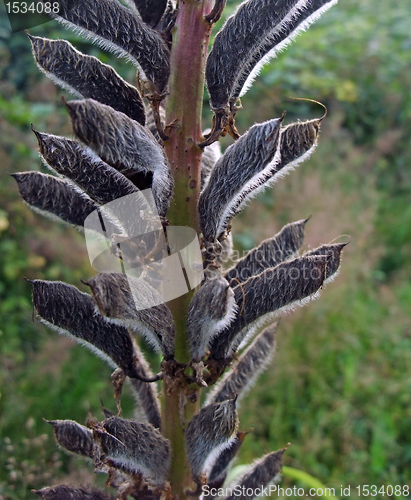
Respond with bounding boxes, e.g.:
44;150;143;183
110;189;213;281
0;0;410;497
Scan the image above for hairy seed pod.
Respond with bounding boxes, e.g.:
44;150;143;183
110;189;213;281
207;431;247;489
146;104;166;145
216;232;234;268
34;485;115;500
11;171;98;229
28;35;146;125
211;254;331;359
206;323;277;406
225;219;307;284
86;273;175;359
94;416;170;485
130;0;167;28
201;135;222;190
29;279;138;375
52;0;170;93
187;276;237;362
185;398;238;477
305;242;347;281
153;0;177;42
230;0;339;105
198;118;282;242
225;449;284;499
129;372;161;429
34;131;139;207
206;0;337;111
65;99;173;217
277;115;324;172
206;0;299;110
46;419;94;458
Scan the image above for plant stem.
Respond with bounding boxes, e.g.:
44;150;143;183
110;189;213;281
162;0;213;496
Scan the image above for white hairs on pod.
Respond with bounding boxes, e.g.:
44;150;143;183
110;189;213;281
187;276;237;362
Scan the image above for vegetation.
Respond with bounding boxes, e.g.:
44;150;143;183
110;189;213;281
0;0;410;498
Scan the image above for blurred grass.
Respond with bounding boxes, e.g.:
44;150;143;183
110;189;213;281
1;0;411;498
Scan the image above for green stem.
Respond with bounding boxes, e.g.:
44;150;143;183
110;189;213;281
162;0;213;497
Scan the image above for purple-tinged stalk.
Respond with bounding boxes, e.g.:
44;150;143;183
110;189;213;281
161;0;213;495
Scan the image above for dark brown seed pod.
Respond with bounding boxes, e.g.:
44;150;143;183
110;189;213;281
185;398;239;477
46;419;94;458
216;232;234;268
277;99;327;171
206;0;337;112
205;0;299;111
34;485;115;500
129;360;161;429
305;241;348;281
187;276;237;362
207;431;247;489
11;171;98;229
225;219;307;284
28;279;138;375
211;254;331;360
198;117;282;243
86;273;175;360
129;0;167;28
206;322;277;405
28;35;146;125
146;103;166;145
65;99;173;217
33;130;139;207
51;0;170;94
93;416;170;485
225;449;285;499
229;1;339;107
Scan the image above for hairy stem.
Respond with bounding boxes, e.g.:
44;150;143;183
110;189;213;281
162;0;213;496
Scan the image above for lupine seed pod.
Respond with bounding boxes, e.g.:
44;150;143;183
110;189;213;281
46;419;94;458
146;103;166;145
225;449;284;500
153;0;177;40
225;219;307;284
34;485;115;500
216;232;234;268
223;243;346;356
206;0;337;111
187;276;237;362
205;323;277;406
86;273;175;359
28;35;146;125
185;398;238;477
123;340;161;429
207;431;247;489
130;0;167;28
65;99;173;217
29;279;138;375
276;103;327;172
198;118;282;242
34;130;139;207
93;416;170;485
305;242;347;281
230;0;339;105
52;0;170;94
211;254;331;359
11;171;98;229
201;135;222;190
206;0;300;111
